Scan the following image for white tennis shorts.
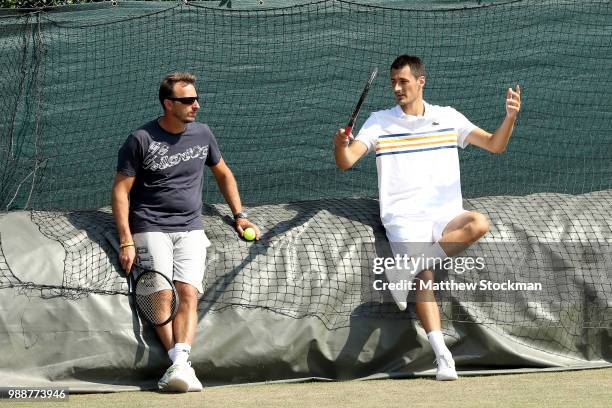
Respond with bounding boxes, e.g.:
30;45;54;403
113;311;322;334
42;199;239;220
132;230;211;293
386;209;467;256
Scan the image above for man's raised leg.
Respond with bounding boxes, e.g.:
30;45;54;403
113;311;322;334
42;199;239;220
417;210;490;380
439;211;490;256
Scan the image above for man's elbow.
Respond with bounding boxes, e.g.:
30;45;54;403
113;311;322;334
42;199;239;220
489;144;507;154
335;160;352;171
111;186;120;203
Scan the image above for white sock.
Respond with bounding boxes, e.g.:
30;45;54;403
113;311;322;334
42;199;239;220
167;348;175;363
427;330;450;359
168;343;191;365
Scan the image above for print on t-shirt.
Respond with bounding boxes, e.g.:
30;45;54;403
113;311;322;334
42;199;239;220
143;141;210;171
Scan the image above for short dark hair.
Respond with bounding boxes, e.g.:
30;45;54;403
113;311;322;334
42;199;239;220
390;55;425;78
159;72;196;108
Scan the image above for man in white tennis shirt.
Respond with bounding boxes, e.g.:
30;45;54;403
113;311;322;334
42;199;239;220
333;55;521;380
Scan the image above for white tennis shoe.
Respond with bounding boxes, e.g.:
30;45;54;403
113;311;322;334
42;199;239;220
186;364;203;392
158;363;190;392
435;353;458;381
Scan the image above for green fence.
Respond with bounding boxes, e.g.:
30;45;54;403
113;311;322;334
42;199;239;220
1;0;611;210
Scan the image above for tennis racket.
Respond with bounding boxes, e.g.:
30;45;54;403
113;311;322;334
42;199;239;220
345;67;378;137
104;231;179;326
128;263;179;327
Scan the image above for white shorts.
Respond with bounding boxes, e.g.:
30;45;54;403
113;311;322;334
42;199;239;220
132;230;211;294
385;209;467;255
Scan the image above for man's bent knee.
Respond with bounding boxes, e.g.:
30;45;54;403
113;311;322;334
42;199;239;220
467;212;490;240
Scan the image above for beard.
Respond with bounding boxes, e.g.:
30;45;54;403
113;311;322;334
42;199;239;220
174;111;197;124
396;93;410;103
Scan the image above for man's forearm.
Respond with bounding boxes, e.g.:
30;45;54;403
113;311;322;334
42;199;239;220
111;192;133;244
216;172;242;215
335;145;355;170
490;115;516;153
333;128;367;169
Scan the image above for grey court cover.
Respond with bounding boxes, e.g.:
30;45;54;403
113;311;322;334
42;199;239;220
0;192;611;391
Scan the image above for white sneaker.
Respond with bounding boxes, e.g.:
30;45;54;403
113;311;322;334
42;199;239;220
186;365;203;392
384;265;410;311
435;354;458;381
158;363;190;392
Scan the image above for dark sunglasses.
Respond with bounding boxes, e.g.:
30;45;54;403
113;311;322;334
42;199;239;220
168;96;199;105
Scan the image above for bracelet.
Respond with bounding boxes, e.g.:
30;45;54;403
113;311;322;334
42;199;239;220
120;242;134;249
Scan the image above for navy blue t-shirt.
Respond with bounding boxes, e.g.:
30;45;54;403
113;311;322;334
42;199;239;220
116;119;222;233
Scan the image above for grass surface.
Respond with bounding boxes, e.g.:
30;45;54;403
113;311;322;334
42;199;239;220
10;368;612;408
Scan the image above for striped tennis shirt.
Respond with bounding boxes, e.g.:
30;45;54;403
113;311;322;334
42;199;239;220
355;102;477;236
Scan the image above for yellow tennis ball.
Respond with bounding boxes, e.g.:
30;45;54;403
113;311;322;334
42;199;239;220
243;227;256;241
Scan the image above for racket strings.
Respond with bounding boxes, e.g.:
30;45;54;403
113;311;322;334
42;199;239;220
134;273;177;325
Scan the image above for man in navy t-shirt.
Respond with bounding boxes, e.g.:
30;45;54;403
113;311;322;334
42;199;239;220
112;72;260;392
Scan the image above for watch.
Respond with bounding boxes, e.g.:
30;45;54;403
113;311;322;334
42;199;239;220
233;212;248;221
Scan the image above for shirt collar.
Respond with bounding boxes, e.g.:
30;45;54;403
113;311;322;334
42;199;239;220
394;101;430;119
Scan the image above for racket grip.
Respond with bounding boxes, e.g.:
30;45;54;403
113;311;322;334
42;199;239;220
345;125;353;137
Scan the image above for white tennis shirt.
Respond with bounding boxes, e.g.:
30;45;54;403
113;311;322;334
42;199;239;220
355;102;477;239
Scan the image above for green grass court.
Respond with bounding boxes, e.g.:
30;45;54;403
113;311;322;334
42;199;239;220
11;368;612;408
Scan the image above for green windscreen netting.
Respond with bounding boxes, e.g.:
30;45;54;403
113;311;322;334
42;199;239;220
1;0;611;363
1;0;611;210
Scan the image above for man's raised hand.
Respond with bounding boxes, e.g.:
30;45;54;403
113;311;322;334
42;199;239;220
506;84;521;119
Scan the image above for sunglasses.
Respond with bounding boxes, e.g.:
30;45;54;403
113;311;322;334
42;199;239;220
168;96;199;105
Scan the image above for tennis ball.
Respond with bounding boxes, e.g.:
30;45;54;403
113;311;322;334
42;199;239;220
243;227;256;241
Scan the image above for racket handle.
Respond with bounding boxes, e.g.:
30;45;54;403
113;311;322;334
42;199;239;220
126;273;133;294
345;125;353;137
